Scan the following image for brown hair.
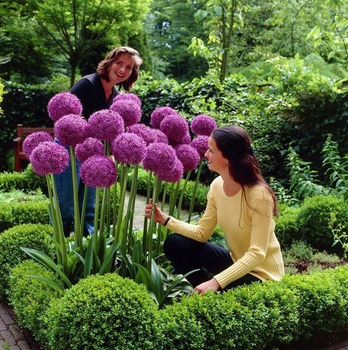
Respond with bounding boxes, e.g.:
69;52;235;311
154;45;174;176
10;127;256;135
97;46;143;91
211;125;278;216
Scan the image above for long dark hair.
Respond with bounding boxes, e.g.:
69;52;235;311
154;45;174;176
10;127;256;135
211;125;278;216
97;46;143;91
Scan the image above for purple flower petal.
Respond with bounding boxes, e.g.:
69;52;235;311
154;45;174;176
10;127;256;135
191;114;217;136
23;131;53;159
169;132;191;147
75;137;105;162
86;109;124;142
160;114;189;143
150;106;178;129
110;99;141;127
153;129;168;144
191;135;209;159
111;132;147;165
80;155;117;188
126;124;157;145
175;144;200;172
47;92;82;122
54;114;87;146
113;93;142;107
30;141;70;176
142;142;177;175
157;158;184;183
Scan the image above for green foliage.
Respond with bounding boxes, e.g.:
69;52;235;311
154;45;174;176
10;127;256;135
0;223;55;300
8;260;64;346
297;195;348;252
44;273;159;350
0;199;49;232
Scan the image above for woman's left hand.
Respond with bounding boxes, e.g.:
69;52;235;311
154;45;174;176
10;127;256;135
192;278;221;295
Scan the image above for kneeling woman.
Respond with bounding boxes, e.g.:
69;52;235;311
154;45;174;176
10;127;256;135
145;125;284;294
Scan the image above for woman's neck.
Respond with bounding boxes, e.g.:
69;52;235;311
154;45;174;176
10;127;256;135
101;78;114;103
222;175;242;196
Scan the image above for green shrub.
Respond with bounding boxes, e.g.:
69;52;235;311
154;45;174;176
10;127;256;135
0;223;55;300
297;195;348;252
0;200;49;232
44;274;159;350
8;260;64;346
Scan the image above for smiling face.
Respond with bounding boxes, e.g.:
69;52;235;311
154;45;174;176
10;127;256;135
205;136;229;175
107;54;134;84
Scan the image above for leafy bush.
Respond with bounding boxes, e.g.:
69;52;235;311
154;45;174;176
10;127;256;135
0;200;49;232
0;223;55;300
8;260;64;346
297;195;348;252
44;273;159;350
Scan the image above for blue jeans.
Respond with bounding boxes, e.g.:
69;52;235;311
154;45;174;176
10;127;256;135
54;150;96;237
163;234;261;290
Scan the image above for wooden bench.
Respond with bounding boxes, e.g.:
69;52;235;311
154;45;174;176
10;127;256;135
13;124;55;172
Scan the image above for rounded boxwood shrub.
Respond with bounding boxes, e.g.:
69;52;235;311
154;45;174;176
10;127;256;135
44;273;159;350
0;223;55;300
8;260;64;346
296;195;348;253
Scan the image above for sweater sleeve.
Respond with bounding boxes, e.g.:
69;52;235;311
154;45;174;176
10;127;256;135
214;187;274;288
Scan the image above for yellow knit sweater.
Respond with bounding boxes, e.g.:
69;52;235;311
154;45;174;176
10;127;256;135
166;176;285;289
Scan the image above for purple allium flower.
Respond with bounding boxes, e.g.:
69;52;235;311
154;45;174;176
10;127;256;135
169;132;191;147
160;113;189;143
191;135;209;159
110;99;141;127
47;92;82;122
86;109;124;142
23;131;53;159
75;137;105;162
150;106;178;129
157;158;184;183
111;132;147;165
153;129;168;144
190;114;217;136
54;114;87;146
113;93;142;107
175;144;200;172
126;123;157;145
142;142;177;175
80;155;117;188
30;141;70;176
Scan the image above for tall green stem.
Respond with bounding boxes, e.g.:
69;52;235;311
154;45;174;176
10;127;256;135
188;159;204;222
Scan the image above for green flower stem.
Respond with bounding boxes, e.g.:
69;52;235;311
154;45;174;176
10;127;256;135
49;174;68;273
99;188;108;235
93;187;101;255
80;185;88;237
112;180;118;238
188;159;204;222
142;171;153;254
69;146;82;250
177;170;192;220
126;165;139;244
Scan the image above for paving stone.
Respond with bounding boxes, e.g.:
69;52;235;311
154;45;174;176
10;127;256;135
9;346;20;350
9;325;24;342
0;318;7;331
1;329;16;346
1;314;15;326
17;340;32;350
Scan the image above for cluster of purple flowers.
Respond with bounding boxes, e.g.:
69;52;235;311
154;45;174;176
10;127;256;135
28;92;215;186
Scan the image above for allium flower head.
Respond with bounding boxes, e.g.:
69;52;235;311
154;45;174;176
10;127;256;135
175;144;200;172
169;132;191;147
157;158;184;183
110;99;141;127
142;142;177;175
126;123;157;145
86;109;124;142
191;114;217;136
80;155;117;188
30;141;70;176
153;129;168;144
75;137;104;162
150;106;178;129
191;135;209;159
47;92;82;122
54;114;87;146
113;93;142;107
23;131;53;159
160;114;189;143
111;132;146;165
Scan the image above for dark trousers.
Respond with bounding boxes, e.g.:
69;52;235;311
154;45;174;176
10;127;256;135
163;233;261;291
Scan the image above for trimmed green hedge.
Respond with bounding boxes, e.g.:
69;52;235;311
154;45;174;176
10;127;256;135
0;223;55;300
7;263;348;349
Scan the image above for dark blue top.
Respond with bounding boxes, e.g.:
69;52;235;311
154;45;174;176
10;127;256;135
70;73;118;119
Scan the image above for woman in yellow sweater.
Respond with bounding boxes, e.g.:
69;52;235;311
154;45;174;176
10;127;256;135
145;125;284;294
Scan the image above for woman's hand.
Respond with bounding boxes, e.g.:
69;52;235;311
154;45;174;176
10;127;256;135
192;278;221;295
144;199;168;225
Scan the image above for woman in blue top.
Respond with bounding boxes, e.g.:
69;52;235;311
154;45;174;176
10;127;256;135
55;46;143;236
